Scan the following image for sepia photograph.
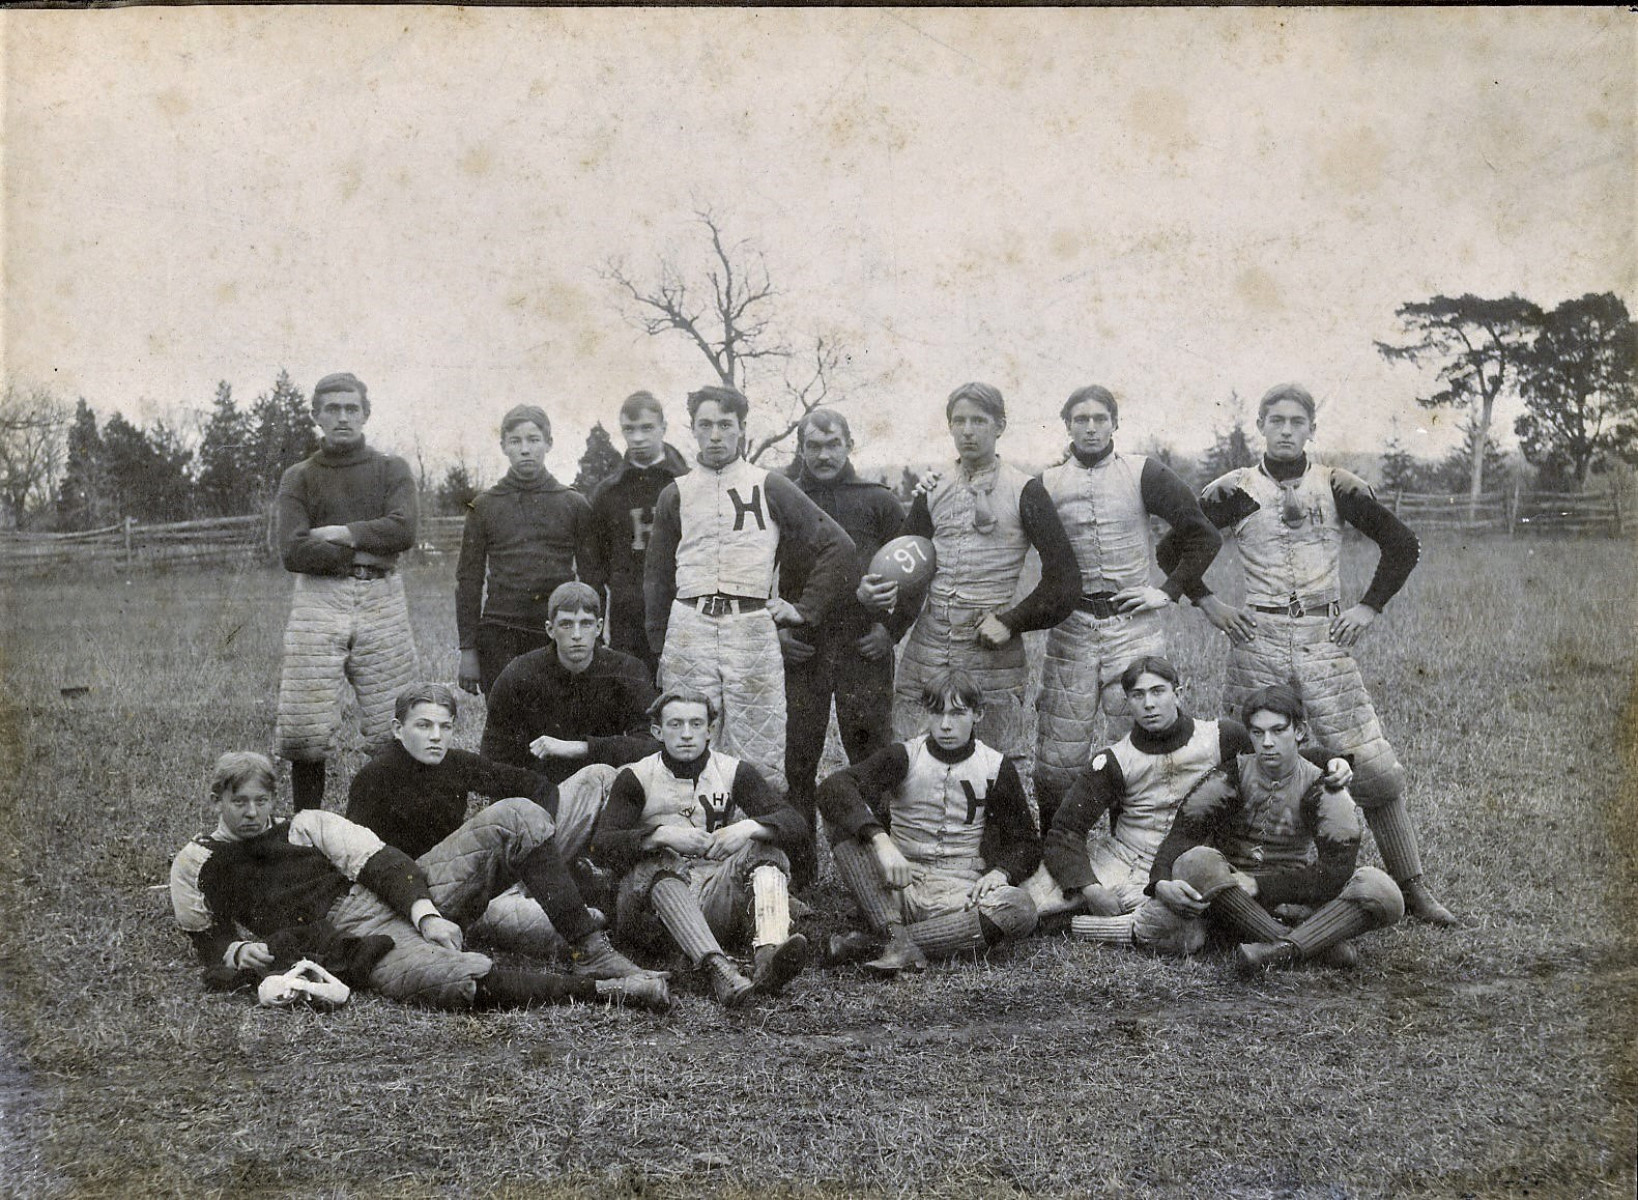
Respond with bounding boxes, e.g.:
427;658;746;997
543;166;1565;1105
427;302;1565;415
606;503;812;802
1;7;1633;1196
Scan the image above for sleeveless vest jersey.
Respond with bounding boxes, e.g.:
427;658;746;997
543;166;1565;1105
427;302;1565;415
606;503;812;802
889;735;1005;864
1220;753;1323;872
1040;451;1152;594
927;460;1032;608
674;458;781;599
627;751;745;835
1108;718;1223;863
1223;463;1345;609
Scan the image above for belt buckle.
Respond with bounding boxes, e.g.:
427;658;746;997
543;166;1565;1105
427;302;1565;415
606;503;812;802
1287;596;1305;618
699;595;728;618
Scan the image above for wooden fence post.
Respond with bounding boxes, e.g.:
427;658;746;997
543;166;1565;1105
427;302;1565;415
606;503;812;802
123;517;134;568
1612;487;1622;538
1507;481;1521;537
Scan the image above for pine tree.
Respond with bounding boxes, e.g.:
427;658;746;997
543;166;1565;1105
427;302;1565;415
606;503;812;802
57;399;107;529
1380;426;1421;495
197;381;254;516
435;463;478;515
247;371;316;504
573;422;624;493
1200;401;1258;480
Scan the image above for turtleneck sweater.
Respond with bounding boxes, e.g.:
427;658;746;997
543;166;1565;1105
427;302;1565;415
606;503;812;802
274;438;418;576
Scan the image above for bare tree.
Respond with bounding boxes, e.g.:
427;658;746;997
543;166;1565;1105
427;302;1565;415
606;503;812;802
0;382;69;529
603;210;848;463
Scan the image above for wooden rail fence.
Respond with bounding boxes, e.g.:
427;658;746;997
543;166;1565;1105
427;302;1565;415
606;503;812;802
1;488;1625;577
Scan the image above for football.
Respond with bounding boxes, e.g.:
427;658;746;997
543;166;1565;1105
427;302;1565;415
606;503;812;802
867;535;937;589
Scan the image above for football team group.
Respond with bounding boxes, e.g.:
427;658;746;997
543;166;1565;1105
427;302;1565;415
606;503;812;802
169;372;1458;1014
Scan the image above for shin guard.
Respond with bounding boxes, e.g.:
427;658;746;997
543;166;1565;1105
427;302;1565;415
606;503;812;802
1365;796;1425;884
907;909;987;959
751;864;792;949
1286;898;1376;959
1209;886;1291;944
830;839;903;934
1070;913;1137;946
650;875;724;965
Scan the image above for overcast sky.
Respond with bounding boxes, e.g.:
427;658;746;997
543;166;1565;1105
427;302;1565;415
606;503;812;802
5;8;1632;481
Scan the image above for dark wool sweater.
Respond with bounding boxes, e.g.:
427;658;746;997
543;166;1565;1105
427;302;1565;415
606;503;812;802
479;645;660;780
587;444;692;596
274;440;418;576
780;463;915;644
346;741;557;860
456;468;602;646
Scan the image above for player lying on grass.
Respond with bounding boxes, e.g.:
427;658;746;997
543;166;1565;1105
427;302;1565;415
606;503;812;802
818;669;1040;976
1144;684;1405;972
588;690;812;1008
479;582;660;785
170;752;669;1011
346;683;661;981
1022;656;1349;946
1162;381;1455;925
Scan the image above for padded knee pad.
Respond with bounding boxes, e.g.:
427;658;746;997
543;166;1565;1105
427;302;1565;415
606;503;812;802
1171;846;1237;899
1131;899;1207;957
975;885;1038;941
1339;866;1405;927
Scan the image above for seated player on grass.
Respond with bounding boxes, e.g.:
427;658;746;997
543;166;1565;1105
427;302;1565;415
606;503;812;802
170;751;669;1012
1144;684;1404;972
346;682;660;981
817;669;1040;977
588;690;811;1008
479;582;660;786
1023;656;1350;950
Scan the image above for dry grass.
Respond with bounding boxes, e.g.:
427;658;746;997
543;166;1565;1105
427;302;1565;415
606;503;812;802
0;536;1633;1198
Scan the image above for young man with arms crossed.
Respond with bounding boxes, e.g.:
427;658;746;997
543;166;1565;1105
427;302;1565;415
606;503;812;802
818;670;1040;976
1164;382;1455;925
480;582;660;794
273;372;419;811
890;382;1079;763
171;751;668;1012
1146;684;1405;971
644;385;855;793
589;691;812;1007
587;391;691;675
457;404;602;695
779;408;913;887
1033;385;1220;832
346;683;660;981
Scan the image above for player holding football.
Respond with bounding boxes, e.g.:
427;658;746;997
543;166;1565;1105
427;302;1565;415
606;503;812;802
1162;382;1455;925
890;382;1079;762
1033;384;1220;832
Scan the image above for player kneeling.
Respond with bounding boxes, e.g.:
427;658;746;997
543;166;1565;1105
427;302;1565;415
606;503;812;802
170;752;669;1012
818;670;1040;976
588;690;812;1008
1137;684;1405;970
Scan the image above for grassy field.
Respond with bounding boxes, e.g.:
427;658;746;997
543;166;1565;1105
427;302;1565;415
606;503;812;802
0;536;1634;1198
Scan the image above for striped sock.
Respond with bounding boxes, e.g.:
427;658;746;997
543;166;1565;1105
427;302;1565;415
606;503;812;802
907;909;987;959
649;875;724;965
1286;898;1375;959
830;839;902;934
1070;914;1137;946
1366;797;1425;883
751;864;791;949
1209;887;1291;944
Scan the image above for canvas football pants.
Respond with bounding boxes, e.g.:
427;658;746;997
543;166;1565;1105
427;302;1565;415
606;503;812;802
894;599;1027;760
275;573;419;762
658;602;788;792
1034;608;1165;828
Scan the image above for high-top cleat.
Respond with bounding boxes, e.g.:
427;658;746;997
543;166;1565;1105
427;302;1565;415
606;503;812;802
704;953;755;1009
1402;879;1457;927
1314;942;1359;969
570;930;670;981
1235;940;1301;976
824;930;879;968
594;975;672;1013
862;926;928;977
751;934;810;997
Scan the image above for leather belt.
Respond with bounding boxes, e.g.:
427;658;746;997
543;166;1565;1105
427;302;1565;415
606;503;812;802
683;594;767;617
1076;592;1122;619
347;563;394;581
1251;597;1340;619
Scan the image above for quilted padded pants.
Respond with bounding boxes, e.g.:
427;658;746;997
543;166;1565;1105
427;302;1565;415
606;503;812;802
1222;614;1405;807
275;573;419;762
894;599;1027;759
658;602;788;792
1034;608;1165;823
